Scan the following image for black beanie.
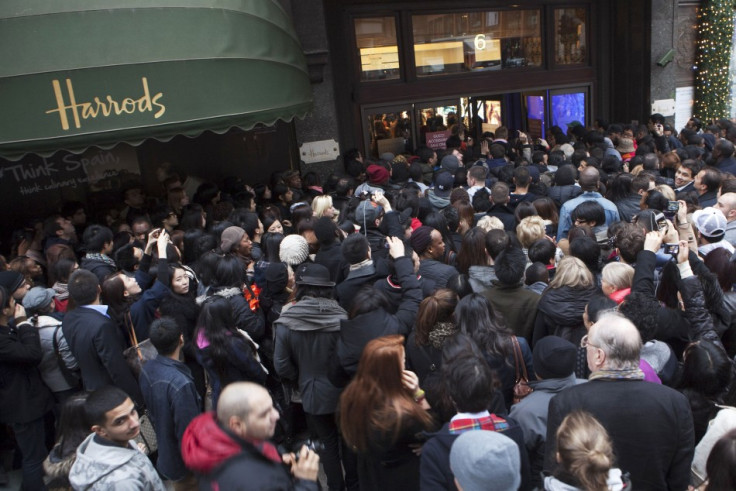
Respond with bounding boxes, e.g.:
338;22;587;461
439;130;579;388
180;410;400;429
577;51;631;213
533;336;577;380
410;226;434;255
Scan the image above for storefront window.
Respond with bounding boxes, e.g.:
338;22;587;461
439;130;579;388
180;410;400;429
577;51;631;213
412;10;541;77
554;8;587;65
417;104;459;148
355;17;400;81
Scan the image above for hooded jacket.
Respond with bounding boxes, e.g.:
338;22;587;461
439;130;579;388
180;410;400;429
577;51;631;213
182;412;317;490
543;469;627;491
68;434;165;491
533;285;598;347
273;297;347;414
509;374;586;488
467;265;497;293
427;189;450;211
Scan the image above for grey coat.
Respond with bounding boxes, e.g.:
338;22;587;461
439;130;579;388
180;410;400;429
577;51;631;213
509;374;585;488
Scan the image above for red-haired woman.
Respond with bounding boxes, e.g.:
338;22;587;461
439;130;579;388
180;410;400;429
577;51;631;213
339;335;435;490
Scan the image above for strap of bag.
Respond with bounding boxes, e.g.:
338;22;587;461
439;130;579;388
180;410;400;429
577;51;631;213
124;312;143;361
53;325;80;387
511;336;529;382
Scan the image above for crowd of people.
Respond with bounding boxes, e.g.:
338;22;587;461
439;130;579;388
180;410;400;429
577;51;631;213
3;114;736;490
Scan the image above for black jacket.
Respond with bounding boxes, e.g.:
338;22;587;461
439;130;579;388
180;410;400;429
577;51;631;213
79;256;116;286
420;419;531;491
546;379;694;490
210;287;266;343
273;298;347;415
614;193;642;223
314;241;345;283
61;306;143;406
336;263;381;312
331;256;421;385
533;285;597;347
0;323;53;424
417;259;458;290
486;203;516;231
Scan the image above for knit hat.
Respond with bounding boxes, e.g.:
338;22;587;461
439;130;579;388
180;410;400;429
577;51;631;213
410;226;434;255
440;154;460;174
693;207;727;238
220;226;246;253
295;263;335;287
616;137;635;154
434;171;455;198
367;164;390;185
450;430;521;491
0;271;25;295
355;200;384;226
22;287;55;314
279;234;310;266
533;335;577;379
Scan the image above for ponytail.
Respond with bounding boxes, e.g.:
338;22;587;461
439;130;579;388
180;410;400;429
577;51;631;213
556;411;614;491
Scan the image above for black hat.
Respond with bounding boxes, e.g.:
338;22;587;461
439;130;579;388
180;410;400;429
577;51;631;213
0;271;25;295
434;171;455;198
533;336;577;379
295;263;335;287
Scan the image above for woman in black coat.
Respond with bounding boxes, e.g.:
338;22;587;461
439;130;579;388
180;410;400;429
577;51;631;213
533;256;598;347
332;238;422;385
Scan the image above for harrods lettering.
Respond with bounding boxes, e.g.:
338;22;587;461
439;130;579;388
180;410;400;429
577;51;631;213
45;77;166;130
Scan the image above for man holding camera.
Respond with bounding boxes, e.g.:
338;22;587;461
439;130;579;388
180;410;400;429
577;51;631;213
182;382;320;490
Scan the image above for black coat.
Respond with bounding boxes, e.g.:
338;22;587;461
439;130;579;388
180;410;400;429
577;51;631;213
210;287;266;343
79;256;116;286
331;257;422;385
545;379;694;490
314;241;346;283
61;306;143;406
0;323;53;424
533;285;598;347
417;259;458;290
273;298;347;415
486;203;516;231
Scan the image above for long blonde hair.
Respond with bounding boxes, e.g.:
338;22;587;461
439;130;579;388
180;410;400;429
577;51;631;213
556;411;614;491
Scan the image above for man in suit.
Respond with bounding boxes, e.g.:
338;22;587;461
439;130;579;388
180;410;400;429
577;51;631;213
544;313;694;490
62;269;142;406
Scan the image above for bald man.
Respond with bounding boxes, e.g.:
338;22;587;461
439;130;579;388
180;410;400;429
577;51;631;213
556;167;620;239
543;314;694;490
182;382;320;490
714;192;736;246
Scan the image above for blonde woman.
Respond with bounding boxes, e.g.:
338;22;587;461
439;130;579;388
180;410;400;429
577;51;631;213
312;195;339;221
517;216;547;251
600;262;634;304
534;256;597;346
545;411;629;490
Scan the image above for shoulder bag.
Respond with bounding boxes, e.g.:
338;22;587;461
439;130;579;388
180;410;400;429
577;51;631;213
511;336;533;404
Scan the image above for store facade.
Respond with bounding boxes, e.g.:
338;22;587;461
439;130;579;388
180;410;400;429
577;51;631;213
311;0;680;160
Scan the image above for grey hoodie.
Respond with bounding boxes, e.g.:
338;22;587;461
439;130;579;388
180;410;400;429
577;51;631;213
468;265;497;293
69;433;165;491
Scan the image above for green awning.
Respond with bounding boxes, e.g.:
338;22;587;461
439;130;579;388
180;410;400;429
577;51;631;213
0;0;312;161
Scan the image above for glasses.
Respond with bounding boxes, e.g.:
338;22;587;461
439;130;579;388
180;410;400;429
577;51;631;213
574;218;588;225
580;334;600;350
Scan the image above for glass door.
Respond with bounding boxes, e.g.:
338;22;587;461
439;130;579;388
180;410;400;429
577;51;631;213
361;105;413;158
522;91;546;139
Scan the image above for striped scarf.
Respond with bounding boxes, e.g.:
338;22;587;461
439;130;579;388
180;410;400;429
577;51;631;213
589;367;644;381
